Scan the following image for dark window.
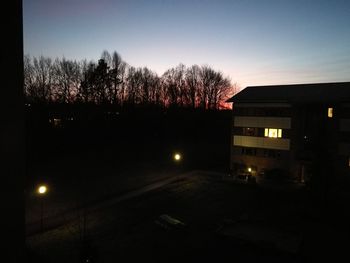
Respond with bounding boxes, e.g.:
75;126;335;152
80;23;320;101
263;149;269;157
276;150;281;158
243;127;257;136
241;147;257;156
257;128;265;137
234;107;291;117
263;149;281;158
269;150;276;158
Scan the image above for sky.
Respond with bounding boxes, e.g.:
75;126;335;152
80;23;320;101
23;0;350;89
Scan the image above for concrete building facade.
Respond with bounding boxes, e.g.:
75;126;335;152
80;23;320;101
227;82;350;184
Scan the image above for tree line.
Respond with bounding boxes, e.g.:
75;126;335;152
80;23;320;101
24;50;236;110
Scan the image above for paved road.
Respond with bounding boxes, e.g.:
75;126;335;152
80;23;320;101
26;170;198;236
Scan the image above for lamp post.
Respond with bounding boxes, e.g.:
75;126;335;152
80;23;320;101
172;152;183;174
37;184;47;232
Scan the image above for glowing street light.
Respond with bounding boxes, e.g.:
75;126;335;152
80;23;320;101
174;153;182;161
37;185;47;194
37;184;48;232
247;167;252;173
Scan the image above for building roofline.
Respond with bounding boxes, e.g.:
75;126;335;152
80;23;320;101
226;81;350;103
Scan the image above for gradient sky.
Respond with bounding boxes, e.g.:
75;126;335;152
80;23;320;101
23;0;350;88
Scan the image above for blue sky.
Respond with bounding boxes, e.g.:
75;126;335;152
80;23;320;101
23;0;350;88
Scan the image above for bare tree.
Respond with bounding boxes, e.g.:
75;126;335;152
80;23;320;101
98;50;129;105
53;58;81;103
30;56;54;103
162;68;176;107
198;65;233;109
213;78;235;109
199;65;213;109
126;67;143;106
185;65;201;109
140;67;160;105
162;64;186;107
110;51;127;105
79;61;96;103
176;64;187;107
148;72;162;107
101;50;112;68
117;61;128;106
24;50;235;110
93;59;109;104
24;55;36;102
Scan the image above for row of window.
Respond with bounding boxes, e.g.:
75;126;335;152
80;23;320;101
234;106;337;118
233;107;291;117
238;147;283;159
264;128;282;138
238;127;284;138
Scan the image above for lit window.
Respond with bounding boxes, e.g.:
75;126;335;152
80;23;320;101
53;118;61;126
278;129;282;138
264;128;282;138
328;107;333;118
49;118;63;128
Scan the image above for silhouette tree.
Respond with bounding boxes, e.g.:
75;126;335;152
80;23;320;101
110;51;127;105
24;55;36;103
185;65;201;109
53;58;80;103
199;65;232;109
139;67;162;106
152;74;165;108
92;59;109;104
24;51;236;109
162;64;186;108
29;56;54;103
79;61;96;103
126;66;143;106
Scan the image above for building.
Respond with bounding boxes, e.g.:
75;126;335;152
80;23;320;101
226;82;350;184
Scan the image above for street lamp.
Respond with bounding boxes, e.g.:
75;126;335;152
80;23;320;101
38;185;47;195
173;153;182;161
37;184;48;232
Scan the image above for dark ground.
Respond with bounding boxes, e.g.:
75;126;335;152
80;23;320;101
25;107;350;262
26;171;350;263
25;108;231;223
